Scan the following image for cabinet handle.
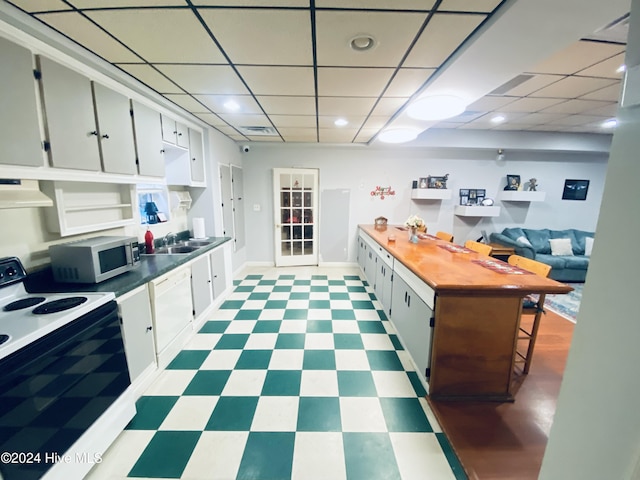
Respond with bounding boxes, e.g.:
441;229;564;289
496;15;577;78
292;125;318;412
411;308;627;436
408;294;411;307
102;134;110;139
90;130;98;136
192;157;196;161
160;149;165;154
146;326;153;332
404;291;407;303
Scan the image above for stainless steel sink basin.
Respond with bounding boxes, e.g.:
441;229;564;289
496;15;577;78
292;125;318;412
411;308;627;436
181;240;213;247
151;245;201;255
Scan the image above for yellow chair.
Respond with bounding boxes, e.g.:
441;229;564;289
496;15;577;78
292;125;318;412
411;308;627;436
435;231;454;242
508;255;553;374
464;240;493;256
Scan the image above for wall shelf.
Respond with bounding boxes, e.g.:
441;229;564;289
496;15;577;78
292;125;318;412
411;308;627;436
411;188;452;200
499;191;546;202
454;205;501;217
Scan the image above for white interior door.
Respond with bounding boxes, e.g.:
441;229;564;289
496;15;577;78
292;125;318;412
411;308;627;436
274;168;319;267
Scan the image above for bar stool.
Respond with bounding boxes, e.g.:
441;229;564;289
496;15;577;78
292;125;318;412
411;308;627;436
464;240;493;256
435;231;454;242
508;254;552;374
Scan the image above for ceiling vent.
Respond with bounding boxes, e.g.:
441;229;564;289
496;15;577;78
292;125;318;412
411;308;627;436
238;126;279;136
586;13;629;43
489;74;535;95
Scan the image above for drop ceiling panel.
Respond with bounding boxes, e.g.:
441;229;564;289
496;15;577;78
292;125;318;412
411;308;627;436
217;113;271;126
577;52;626;78
7;0;71;11
317;97;376;116
385;68;435;97
318;116;365;128
255;96;316;115
69;0;184;7
164;94;210;113
463;111;528;126
527;40;626;75
270;115;317;128
531;76;617;98
509;112;569;124
354;128;378;142
540;99;612;114
504;74;564;97
86;9;227;63
216;124;243;135
552;114;605;126
193;94;262;114
362;116;389;129
237;66;315;95
155;65;248;95
315;10;427;67
492;123;538;131
371;97;408;116
278;128;318;142
317;67;394;96
579;83;622;101
439;0;502;13
583;102;618;116
319;128;359;143
194;112;226;126
193;0;308;5
499;97;566;112
404;13;485;68
36;12;142;63
116;63;183;93
315;0;436;10
199;9;312;65
466;95;518;111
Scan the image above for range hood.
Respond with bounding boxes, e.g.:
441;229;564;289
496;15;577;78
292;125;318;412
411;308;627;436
0;179;53;209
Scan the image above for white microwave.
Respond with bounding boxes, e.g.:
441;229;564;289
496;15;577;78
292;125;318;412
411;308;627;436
49;236;140;284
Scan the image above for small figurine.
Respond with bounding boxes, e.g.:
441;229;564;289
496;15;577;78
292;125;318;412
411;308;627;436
528;178;538;191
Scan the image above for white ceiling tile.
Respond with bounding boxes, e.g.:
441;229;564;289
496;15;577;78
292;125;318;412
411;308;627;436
86;9;226;63
7;0;71;11
194;112;226;126
500;97;569;112
315;10;427;67
466;95;517;112
36;12;142;63
509;112;569;124
216;124;243;135
193;94;262;114
354;128;378;142
552;114;605;126
69;0;184;7
246;136;283;142
317;67;394;97
439;0;502;13
404;13;485;68
582;102;618;117
458;122;496;130
491;123;535;131
199;9;312;65
371;97;408;116
217;113;271;127
155;64;248;94
527;40;626;75
163;94;210;113
116;63;183;93
193;0;308;5
317;116;365;128
540;99;613;115
531;76;617;99
462;111;527;127
319;129;359;143
502;74;564;97
317;97;376;116
278;128;318;142
237;66;315;95
385;68;435;97
362;116;390;129
579;83;622;102
270;115;317;128
316;0;436;9
255;96;316;115
577;52;626;79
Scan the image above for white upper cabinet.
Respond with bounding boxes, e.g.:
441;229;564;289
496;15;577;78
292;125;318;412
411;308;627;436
92;82;137;175
189;128;205;184
0;37;42;167
131;100;165;178
161;114;189;148
37;56;101;171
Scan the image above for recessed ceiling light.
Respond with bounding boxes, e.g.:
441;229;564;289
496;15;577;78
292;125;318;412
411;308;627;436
334;118;348;127
406;95;468;121
350;35;376;52
378;128;420;144
602;118;618;129
617;64;627;73
224;99;240;112
491;115;506;124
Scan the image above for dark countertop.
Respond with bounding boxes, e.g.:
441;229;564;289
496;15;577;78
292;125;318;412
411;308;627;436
25;236;232;297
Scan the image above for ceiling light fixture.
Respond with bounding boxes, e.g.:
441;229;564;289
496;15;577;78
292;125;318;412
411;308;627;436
602;118;618;129
617;64;627;73
224;99;240;112
334;118;348;127
496;149;505;161
378;127;420;144
406;95;468;121
491;115;506;124
350;35;376;52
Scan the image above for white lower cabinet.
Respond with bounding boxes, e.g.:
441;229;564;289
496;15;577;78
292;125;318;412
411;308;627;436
210;246;228;300
191;254;214;320
117;285;156;384
390;267;434;386
149;266;193;366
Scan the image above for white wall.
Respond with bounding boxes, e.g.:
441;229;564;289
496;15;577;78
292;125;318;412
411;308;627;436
241;143;607;264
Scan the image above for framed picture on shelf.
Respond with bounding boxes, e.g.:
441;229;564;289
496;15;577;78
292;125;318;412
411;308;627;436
504;174;521;191
459;189;469;205
562;179;590;200
418;177;428;189
427;174;449;189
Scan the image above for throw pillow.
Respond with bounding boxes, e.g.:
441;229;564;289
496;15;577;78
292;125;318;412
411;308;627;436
549;238;574;256
585;236;594;256
516;235;532;247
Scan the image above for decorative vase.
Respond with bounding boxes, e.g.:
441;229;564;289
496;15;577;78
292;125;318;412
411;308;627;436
409;226;418;243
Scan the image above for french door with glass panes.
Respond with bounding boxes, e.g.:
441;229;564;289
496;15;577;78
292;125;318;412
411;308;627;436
274;168;318;266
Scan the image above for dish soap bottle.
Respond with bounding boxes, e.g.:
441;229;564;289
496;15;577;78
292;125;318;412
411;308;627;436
145;227;154;254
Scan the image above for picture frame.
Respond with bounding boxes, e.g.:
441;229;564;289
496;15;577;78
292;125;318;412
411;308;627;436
427;174;449;189
504;174;521;191
562;179;590;200
418;177;428;189
460;188;485;205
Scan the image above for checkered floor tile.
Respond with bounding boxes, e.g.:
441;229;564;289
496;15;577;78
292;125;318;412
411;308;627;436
87;268;466;480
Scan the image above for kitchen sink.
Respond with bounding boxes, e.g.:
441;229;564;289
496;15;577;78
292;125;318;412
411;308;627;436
150;245;201;255
181;239;213;247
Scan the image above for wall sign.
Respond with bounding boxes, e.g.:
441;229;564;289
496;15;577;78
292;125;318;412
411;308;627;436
370;185;396;199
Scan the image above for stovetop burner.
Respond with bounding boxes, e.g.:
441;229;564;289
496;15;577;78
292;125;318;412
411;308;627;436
0;334;9;346
32;297;88;315
3;297;46;312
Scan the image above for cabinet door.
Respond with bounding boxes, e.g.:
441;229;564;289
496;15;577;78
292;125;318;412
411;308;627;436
381;266;393;315
365;248;377;287
358;237;367;273
161;114;176;144
210;247;228;299
189;128;205;183
191;254;213;319
374;254;385;303
38;56;101;171
0;37;43;167
131;100;165;177
118;285;156;382
176;121;189;148
92;82;137;175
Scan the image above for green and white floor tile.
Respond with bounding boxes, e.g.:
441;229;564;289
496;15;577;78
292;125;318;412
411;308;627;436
87;267;466;480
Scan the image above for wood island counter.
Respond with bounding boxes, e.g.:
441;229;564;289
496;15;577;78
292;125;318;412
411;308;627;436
358;224;572;401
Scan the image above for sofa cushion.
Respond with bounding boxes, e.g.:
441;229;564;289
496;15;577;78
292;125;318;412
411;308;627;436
573;230;594;255
502;227;526;241
585;237;594;256
535;254;567;269
523;229;551;254
549;238;574;256
563;255;590;270
550;229;580;254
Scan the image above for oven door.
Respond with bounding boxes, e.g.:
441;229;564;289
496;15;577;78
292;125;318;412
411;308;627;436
0;301;130;480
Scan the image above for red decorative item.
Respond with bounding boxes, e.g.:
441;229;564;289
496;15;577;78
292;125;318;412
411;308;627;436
145;228;154;254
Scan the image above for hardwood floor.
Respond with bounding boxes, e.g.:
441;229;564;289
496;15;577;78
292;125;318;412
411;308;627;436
427;310;575;480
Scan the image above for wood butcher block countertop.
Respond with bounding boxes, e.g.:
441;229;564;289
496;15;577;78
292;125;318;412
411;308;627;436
359;225;572;296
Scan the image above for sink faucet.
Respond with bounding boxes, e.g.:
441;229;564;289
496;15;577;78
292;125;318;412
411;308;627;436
163;232;177;247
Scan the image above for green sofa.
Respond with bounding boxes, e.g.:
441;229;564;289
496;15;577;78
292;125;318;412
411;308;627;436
489;227;594;282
